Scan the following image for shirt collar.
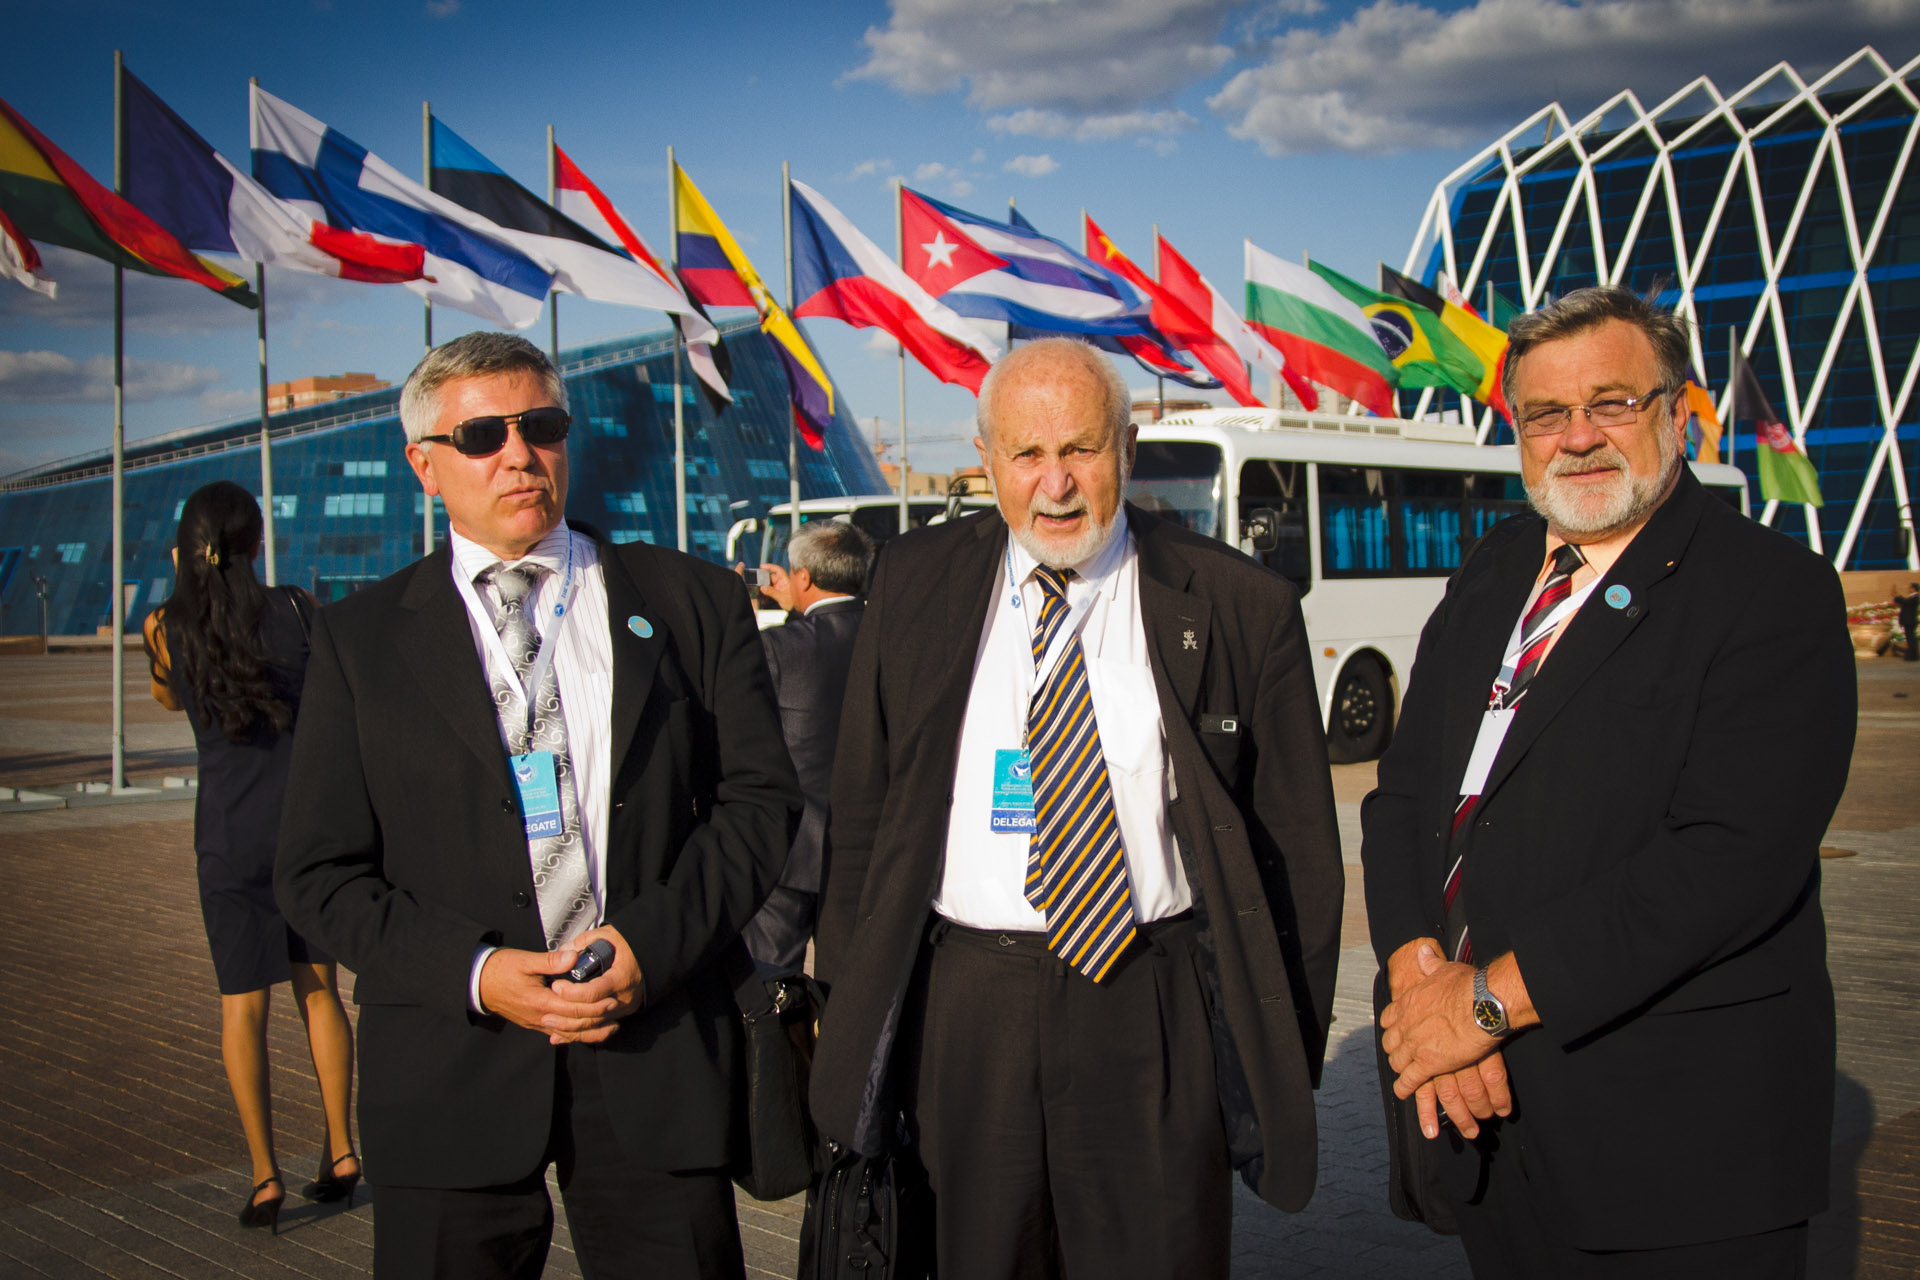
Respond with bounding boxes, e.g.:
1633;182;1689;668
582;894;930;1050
450;521;573;585
1005;512;1130;601
803;593;856;616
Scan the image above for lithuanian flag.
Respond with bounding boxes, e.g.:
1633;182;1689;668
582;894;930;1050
0;94;255;306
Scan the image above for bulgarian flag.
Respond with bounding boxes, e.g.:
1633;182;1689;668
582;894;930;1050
1732;347;1822;507
0;92;255;306
1245;239;1394;417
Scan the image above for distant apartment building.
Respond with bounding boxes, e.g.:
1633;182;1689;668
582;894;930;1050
266;372;390;413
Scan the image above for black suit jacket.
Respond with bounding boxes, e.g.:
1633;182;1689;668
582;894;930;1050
275;527;800;1190
742;596;863;972
1362;469;1855;1250
810;504;1344;1213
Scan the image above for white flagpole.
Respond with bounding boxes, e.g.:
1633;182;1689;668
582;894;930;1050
547;124;559;366
110;48;128;791
894;176;908;535
784;161;801;544
668;146;687;553
249;79;275;586
421;101;434;557
1152;221;1165;420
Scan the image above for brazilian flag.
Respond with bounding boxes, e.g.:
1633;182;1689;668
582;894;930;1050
1308;260;1484;393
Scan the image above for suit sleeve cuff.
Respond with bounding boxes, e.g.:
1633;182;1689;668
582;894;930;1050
469;944;498;1015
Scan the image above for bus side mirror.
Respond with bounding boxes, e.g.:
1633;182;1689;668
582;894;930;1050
724;517;759;564
1243;508;1281;554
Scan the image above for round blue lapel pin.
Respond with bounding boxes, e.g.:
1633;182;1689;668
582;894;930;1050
628;615;653;639
1604;585;1631;611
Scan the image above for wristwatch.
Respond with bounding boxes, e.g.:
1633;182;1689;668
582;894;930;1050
1472;964;1511;1038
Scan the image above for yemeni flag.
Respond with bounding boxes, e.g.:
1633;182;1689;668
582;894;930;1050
1244;240;1394;416
0;92;255;306
1732;347;1823;507
1312;259;1485;396
552;144;731;411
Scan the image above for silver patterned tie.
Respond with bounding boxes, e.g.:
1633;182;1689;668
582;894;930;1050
481;562;596;949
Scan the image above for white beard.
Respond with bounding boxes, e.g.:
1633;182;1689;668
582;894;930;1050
1010;494;1118;570
1525;429;1681;539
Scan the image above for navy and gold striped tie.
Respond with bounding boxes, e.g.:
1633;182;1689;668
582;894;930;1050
1025;566;1137;982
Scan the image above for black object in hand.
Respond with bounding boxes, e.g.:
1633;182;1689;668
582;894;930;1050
565;939;615;984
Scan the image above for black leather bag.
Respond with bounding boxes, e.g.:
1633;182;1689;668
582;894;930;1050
797;1134;933;1280
733;971;824;1202
1373;968;1462;1233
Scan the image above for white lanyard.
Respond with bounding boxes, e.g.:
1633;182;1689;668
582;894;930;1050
454;531;578;737
1007;543;1100;693
1487;578;1595;710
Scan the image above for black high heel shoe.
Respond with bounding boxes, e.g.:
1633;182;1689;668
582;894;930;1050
238;1175;284;1233
301;1153;361;1208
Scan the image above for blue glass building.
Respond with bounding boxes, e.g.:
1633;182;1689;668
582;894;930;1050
0;317;886;635
1405;46;1919;569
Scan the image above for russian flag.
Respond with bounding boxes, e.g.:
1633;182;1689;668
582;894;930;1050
790;179;999;393
121;69;423;286
251;87;551;329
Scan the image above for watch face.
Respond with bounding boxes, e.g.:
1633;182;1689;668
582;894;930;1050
1473;998;1505;1036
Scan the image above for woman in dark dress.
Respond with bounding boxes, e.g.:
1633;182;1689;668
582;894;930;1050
143;481;358;1233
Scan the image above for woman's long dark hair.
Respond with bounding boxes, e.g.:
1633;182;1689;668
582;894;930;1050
143;481;292;741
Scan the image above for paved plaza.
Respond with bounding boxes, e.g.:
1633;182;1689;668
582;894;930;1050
1;650;1916;1278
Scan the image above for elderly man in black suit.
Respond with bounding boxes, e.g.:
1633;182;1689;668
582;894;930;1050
276;332;799;1280
1365;286;1855;1278
742;519;872;978
810;337;1344;1278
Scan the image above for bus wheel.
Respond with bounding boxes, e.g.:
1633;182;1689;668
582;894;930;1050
1328;656;1390;764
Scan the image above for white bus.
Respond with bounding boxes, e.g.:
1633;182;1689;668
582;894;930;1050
1132;407;1750;762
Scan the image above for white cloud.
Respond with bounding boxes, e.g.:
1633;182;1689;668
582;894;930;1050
987;107;1197;142
1004;153;1060;177
951;179;976;198
1210;0;1920;156
864;331;901;357
198;387;261;421
846;158;895;181
845;0;1240;113
425;0;459;15
913;161;959;182
0;350;223;403
970;147;988;164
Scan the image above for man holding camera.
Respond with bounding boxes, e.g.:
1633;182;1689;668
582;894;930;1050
277;332;798;1279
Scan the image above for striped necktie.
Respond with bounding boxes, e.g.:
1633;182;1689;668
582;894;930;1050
1024;565;1138;982
1442;541;1586;964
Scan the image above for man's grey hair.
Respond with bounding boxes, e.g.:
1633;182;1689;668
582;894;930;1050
976;337;1130;451
399;331;568;446
1501;286;1692;413
788;520;874;596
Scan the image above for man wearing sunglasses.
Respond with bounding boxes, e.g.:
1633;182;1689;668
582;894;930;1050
1363;286;1854;1277
277;331;799;1279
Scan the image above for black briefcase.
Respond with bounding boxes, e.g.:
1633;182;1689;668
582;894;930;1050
733;972;823;1203
797;1134;934;1280
1373;968;1462;1233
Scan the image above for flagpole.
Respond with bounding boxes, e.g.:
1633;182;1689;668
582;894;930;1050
1726;325;1737;468
668;146;687;553
1152;222;1165;419
110;48;128;792
894;177;908;536
249;78;276;587
783;161;802;544
256;263;277;585
547;124;559;367
420;101;435;558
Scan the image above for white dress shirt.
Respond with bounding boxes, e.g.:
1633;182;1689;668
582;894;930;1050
934;520;1191;931
449;522;614;1007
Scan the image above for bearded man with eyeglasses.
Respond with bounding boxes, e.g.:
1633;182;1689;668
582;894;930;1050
276;331;799;1279
1362;286;1854;1278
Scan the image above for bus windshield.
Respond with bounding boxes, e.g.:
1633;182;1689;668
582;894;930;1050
1130;442;1225;540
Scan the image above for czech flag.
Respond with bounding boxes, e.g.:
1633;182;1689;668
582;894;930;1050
789;178;999;393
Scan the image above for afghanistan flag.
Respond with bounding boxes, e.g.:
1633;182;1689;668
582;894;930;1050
0;92;254;305
1731;347;1822;507
1310;259;1484;395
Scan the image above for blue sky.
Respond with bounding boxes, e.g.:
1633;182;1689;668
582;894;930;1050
3;0;1913;477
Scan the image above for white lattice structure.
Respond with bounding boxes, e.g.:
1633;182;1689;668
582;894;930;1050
1404;46;1920;570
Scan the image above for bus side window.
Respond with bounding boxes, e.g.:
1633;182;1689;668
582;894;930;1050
1240;460;1309;590
1465;473;1529;549
1318;465;1393;576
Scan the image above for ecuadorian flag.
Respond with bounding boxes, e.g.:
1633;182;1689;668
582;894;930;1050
673;162;831;447
0;93;254;306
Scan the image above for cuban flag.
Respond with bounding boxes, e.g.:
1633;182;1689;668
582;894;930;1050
121;69;424;286
552;144;731;409
900;187;1159;340
251;87;551;330
790;179;1000;393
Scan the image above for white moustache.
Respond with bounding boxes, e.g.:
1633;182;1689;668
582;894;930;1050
1546;447;1628;478
1029;497;1087;518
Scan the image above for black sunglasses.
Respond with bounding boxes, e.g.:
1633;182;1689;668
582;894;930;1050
421;407;571;456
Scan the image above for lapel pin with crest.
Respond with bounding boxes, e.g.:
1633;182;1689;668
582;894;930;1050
1182;628;1198;650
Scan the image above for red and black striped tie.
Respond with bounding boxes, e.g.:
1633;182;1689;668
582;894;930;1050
1442;542;1586;964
